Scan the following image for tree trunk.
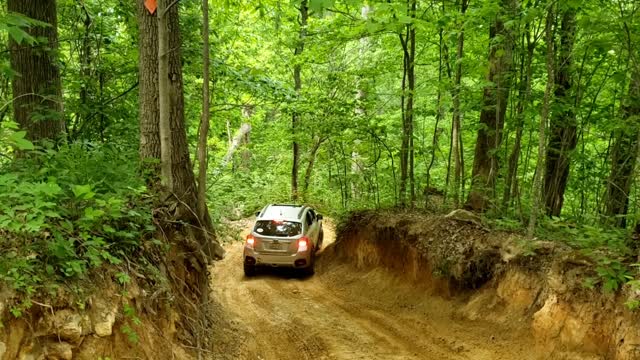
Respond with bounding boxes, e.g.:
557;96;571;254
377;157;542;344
138;0;161;168
466;0;516;212
399;0;416;208
211;123;252;178
137;0;222;259
8;0;64;142
74;4;92;140
348;5;370;204
450;0;468;208
603;68;640;228
504;29;535;209
408;0;416;207
158;0;174;189
197;0;211;220
399;35;409;207
528;7;555;238
356;5;370;117
291;0;308;202
427;19;445;207
303;137;327;196
544;8;578;217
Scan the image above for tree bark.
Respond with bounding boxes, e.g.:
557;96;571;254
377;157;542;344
399;0;416;208
137;0;223;259
74;4;92;140
543;8;578;217
138;0;161;166
466;0;516;212
408;0;416;207
450;0;468;208
427;18;445;207
211;123;252;178
303;137;327;196
197;0;211;220
291;0;308;202
504;29;535;209
8;0;65;142
399;34;409;207
603;68;640;228
158;0;174;189
528;7;555;238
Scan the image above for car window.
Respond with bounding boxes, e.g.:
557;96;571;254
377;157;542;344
309;209;316;220
254;220;301;237
305;212;313;226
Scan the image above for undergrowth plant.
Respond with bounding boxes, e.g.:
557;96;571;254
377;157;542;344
0;143;156;312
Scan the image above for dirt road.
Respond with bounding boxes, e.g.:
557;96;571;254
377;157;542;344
209;221;539;360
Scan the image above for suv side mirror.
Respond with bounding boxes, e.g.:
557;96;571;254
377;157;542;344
317;214;323;220
255;211;261;217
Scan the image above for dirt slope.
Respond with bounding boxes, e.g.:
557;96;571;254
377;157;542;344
208;220;539;360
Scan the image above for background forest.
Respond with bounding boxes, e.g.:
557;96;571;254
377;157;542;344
1;0;640;305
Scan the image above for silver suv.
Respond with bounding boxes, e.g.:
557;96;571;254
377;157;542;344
243;204;324;277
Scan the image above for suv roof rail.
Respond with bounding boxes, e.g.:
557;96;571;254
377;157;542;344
256;204;271;218
258;204;308;219
297;206;307;219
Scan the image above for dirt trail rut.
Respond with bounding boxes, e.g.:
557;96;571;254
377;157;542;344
209;221;539;360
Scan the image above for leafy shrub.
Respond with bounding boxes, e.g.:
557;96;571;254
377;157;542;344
537;217;630;254
0;143;155;303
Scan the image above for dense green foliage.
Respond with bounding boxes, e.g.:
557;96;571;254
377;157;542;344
0;144;155;312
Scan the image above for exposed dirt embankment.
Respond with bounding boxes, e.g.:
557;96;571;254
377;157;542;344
0;278;187;360
327;211;640;360
0;227;222;360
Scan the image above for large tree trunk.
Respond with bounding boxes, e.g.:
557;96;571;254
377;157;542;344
291;0;308;202
8;0;64;142
466;0;516;212
544;9;578;217
136;2;224;353
139;0;190;197
137;0;222;258
603;68;640;228
138;0;161;166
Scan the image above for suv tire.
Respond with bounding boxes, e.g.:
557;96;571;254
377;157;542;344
316;230;324;252
301;251;316;277
244;264;256;277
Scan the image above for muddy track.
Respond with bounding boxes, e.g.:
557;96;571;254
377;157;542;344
209;221;538;360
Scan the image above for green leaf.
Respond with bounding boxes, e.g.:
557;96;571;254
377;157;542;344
309;0;334;12
72;185;95;200
8;131;34;150
7;26;26;44
83;207;105;220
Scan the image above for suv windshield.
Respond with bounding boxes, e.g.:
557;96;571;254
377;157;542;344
254;220;302;237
